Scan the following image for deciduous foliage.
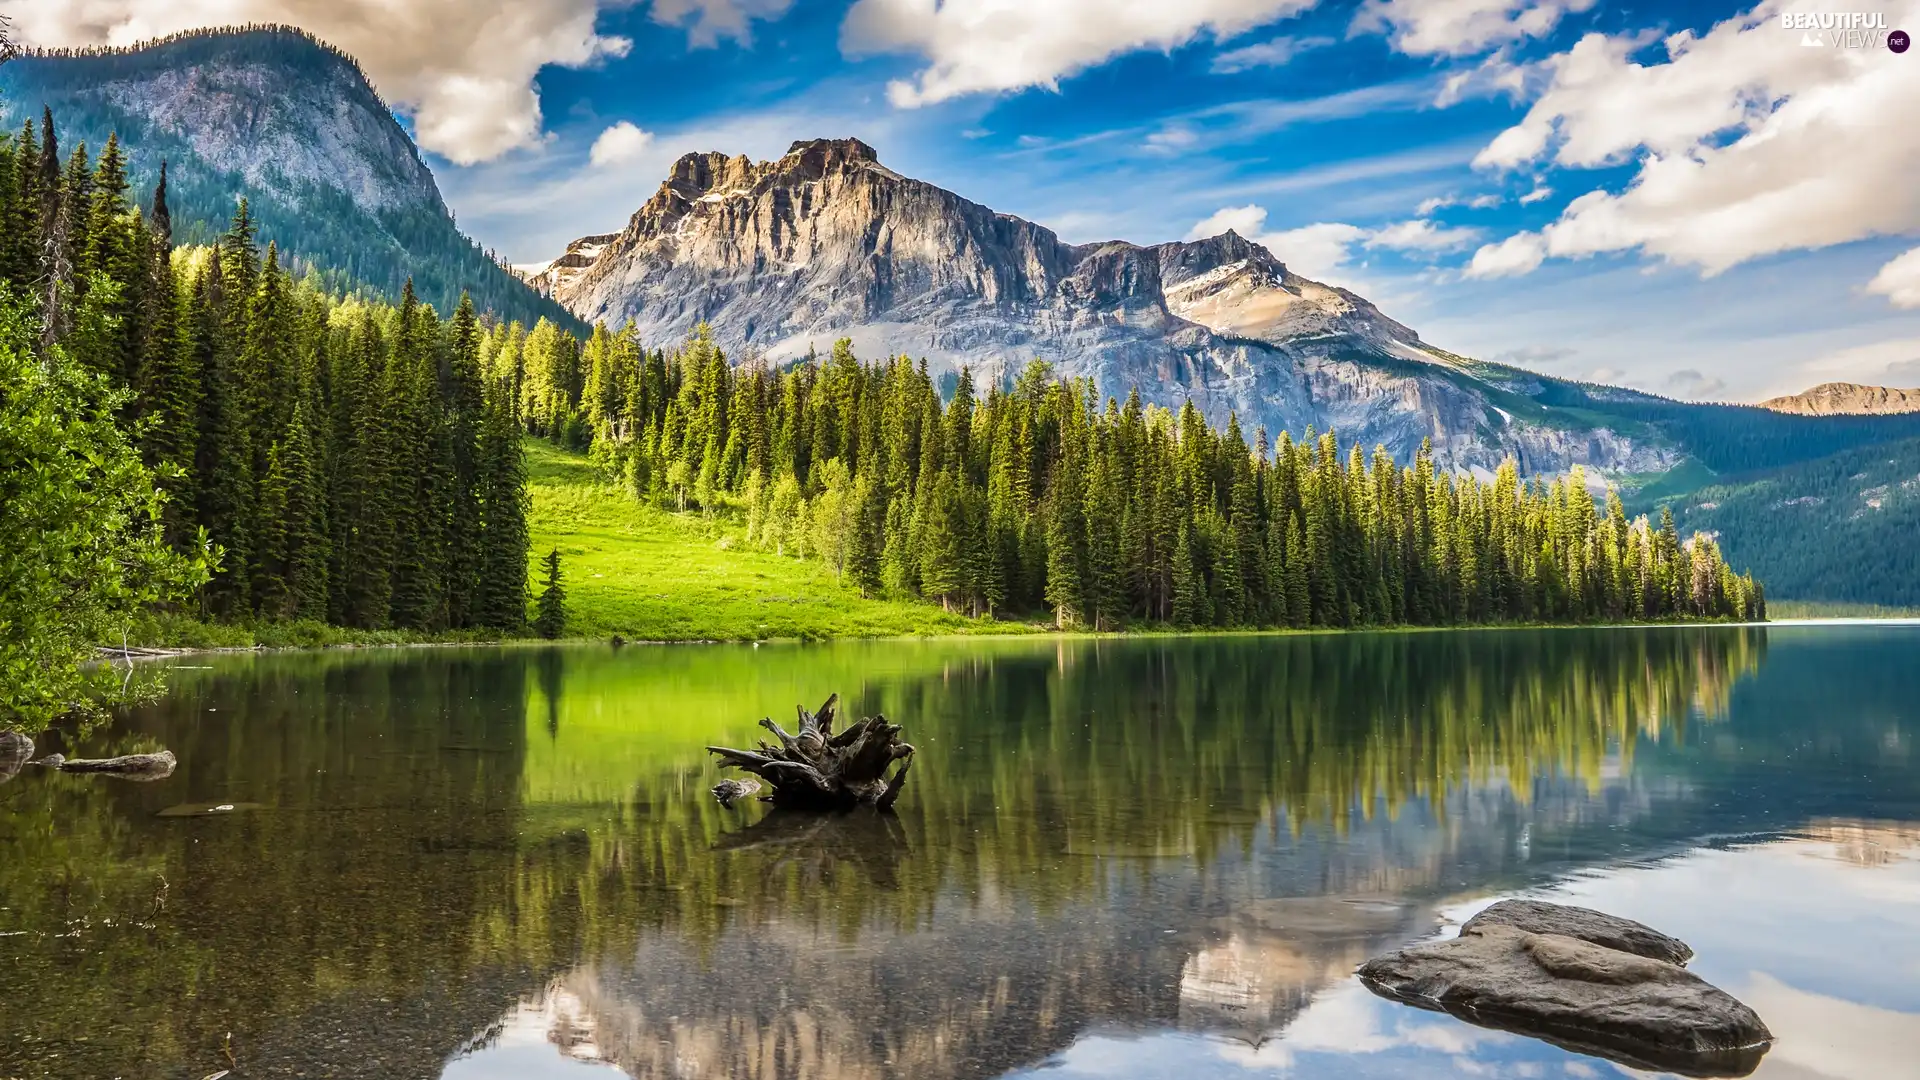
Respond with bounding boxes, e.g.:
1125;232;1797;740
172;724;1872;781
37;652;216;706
0;288;211;727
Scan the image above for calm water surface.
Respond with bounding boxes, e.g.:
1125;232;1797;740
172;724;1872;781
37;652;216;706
2;626;1918;1080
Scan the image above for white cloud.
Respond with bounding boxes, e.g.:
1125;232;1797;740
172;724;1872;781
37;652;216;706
1186;205;1273;241
1186;204;1366;281
1464;231;1547;278
1269;222;1375;281
1517;183;1551;204
841;0;1321;108
1353;0;1598;57
1868;247;1920;309
1419;192;1504;213
1;0;637;165
649;0;794;47
1211;33;1334;72
1468;1;1920;279
589;121;656;167
1185;205;1472;283
1367;218;1481;251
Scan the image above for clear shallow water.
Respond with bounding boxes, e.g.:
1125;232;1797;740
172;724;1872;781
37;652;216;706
1;626;1916;1080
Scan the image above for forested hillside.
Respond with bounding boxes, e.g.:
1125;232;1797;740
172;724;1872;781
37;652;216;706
495;323;1764;629
0;27;581;331
1673;437;1920;606
0;113;531;637
1513;376;1920;475
0;102;1762;724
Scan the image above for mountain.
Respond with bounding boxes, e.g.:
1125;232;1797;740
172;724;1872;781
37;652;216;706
0;26;581;330
1759;382;1920;416
532;138;1920;476
1670;436;1920;606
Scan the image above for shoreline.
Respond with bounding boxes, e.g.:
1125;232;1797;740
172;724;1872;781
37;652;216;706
92;616;1920;664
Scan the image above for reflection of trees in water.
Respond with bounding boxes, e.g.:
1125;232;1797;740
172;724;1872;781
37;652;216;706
473;629;1773;1080
0;651;550;1080
0;630;1777;1080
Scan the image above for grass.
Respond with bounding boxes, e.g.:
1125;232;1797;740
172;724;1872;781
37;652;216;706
524;440;1040;641
1766;600;1920;620
125;612;508;650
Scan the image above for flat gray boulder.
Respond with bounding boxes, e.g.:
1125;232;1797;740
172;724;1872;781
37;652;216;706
1463;899;1694;965
1359;921;1770;1077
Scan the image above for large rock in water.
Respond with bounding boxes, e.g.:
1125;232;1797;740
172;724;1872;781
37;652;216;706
1462;899;1695;965
1358;905;1770;1078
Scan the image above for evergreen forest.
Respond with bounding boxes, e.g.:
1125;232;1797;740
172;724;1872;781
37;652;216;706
0;111;532;643
0;106;1764;730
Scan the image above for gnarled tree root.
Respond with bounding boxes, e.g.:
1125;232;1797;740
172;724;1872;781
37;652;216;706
708;694;914;811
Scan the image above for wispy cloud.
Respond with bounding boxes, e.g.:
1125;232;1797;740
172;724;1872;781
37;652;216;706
1210;34;1335;73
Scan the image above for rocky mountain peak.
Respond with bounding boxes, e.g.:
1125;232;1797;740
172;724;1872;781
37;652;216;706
530;137;1669;474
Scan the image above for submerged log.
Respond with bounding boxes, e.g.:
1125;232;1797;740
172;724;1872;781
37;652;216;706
707;694;915;811
56;749;177;781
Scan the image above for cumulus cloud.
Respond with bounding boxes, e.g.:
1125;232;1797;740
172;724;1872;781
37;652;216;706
1353;0;1597;57
589;121;656;167
1367;218;1481;251
841;0;1320;107
1186;205;1473;283
1517;183;1551;204
0;0;653;164
1464;231;1546;277
1465;1;1920;281
1868;247;1920;309
1211;33;1334;72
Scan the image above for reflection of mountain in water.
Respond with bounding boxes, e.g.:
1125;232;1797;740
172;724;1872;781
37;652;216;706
11;627;1920;1080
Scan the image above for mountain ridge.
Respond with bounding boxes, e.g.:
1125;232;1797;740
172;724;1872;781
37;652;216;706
1758;382;1920;416
532;137;1672;475
0;26;581;330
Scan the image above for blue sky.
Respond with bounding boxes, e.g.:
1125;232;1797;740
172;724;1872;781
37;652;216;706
13;0;1920;400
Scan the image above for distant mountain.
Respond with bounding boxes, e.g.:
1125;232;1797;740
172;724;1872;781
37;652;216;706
531;138;1920;477
1670;436;1920;606
0;26;581;330
1759;382;1920;416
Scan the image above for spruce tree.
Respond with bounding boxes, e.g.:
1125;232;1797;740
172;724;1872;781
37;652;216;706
535;548;568;639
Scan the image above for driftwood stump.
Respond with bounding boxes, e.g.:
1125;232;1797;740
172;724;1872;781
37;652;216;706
707;694;914;811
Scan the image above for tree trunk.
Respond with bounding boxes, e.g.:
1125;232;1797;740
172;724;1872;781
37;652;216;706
707;694;914;811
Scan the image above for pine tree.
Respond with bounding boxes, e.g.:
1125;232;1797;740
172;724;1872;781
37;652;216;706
474;381;531;632
535;548;568;639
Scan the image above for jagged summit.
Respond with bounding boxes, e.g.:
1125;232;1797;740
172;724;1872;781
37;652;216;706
527;137;1670;472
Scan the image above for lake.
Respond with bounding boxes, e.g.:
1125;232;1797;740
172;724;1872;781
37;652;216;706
2;626;1917;1080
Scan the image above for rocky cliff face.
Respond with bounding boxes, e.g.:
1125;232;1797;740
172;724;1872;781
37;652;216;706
540;138;1670;474
1758;382;1920;416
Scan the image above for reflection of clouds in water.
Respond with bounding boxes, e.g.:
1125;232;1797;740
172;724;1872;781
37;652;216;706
442;983;625;1079
1742;974;1920;1080
1016;829;1920;1080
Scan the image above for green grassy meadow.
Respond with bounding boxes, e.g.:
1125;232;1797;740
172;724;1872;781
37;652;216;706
524;440;1039;641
